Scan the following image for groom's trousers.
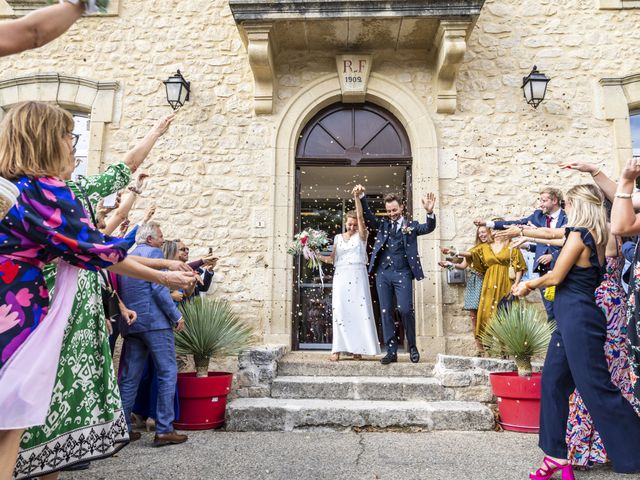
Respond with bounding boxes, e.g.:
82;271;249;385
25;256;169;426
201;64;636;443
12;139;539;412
375;266;415;353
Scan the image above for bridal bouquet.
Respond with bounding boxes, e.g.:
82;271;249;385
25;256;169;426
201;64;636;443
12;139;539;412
287;229;329;270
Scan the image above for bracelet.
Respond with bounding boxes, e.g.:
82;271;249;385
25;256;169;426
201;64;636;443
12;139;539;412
591;167;602;178
128;185;142;195
615;192;633;199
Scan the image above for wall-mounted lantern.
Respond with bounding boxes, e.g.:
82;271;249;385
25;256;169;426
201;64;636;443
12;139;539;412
164;70;190;110
522;65;550;109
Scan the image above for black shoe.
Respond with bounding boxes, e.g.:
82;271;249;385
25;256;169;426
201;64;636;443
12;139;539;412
380;352;397;365
61;461;91;471
409;346;420;364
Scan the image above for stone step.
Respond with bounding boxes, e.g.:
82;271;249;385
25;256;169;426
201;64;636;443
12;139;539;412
277;356;435;378
271;375;451;401
225;398;494;432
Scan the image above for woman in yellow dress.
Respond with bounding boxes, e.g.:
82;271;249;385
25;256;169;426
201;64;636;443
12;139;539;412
443;228;527;338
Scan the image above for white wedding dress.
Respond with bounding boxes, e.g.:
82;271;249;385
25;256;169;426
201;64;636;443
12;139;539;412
331;233;381;355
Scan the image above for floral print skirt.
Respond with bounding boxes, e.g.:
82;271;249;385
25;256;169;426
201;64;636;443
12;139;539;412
566;277;640;467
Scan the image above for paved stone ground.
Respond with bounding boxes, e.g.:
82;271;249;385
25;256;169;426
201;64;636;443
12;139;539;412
65;430;637;480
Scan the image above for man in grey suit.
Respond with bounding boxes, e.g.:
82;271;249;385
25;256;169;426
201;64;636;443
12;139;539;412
118;222;188;447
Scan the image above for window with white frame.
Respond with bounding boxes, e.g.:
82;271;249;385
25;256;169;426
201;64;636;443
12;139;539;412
631;111;640;157
71;113;90;182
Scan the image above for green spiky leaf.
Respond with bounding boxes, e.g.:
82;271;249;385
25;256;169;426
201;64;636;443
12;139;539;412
175;297;255;360
480;301;556;376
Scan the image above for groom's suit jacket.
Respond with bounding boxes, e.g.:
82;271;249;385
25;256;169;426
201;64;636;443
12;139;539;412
361;196;436;281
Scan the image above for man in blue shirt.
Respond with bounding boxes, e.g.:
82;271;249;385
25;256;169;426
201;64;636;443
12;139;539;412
119;222;188;447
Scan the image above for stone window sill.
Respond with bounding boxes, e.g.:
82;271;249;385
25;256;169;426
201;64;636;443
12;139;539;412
599;0;640;9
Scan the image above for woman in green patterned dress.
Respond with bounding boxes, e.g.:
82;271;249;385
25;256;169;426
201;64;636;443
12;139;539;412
13;113;178;479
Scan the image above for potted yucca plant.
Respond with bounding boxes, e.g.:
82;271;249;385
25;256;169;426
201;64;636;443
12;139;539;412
480;300;555;433
173;297;254;430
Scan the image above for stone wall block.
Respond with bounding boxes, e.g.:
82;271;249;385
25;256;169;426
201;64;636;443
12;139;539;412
235;345;288;397
438;371;472;387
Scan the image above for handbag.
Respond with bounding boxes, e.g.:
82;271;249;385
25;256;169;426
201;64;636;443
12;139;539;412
543;286;556;302
497;293;515;312
100;271;121;320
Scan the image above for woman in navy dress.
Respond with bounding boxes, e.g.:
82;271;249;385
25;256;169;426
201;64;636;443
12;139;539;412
503;184;640;478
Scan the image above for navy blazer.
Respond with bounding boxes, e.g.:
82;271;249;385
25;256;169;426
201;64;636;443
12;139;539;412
493;209;567;271
119;243;181;335
361;196;436;281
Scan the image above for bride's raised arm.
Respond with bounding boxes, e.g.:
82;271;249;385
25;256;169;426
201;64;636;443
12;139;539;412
354;186;367;241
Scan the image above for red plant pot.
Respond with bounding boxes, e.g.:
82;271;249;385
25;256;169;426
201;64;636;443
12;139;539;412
174;372;233;430
490;372;542;433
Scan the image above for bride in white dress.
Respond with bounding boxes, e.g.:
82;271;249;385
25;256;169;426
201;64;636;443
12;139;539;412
320;189;381;361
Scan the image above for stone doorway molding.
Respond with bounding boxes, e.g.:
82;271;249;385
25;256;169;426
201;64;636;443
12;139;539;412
0;73;120;174
600;73;640;173
264;72;445;358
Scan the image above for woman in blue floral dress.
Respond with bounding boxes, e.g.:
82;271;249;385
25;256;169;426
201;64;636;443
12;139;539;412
0;102;193;479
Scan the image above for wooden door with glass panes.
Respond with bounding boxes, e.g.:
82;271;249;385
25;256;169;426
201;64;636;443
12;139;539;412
293;102;412;350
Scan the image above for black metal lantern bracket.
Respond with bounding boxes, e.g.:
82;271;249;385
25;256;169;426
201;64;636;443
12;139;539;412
163;69;191;110
522;65;550;109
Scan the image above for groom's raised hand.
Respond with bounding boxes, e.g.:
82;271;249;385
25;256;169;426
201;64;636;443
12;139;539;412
422;192;436;214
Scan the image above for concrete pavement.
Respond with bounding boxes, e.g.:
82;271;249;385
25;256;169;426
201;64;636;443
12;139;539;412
65;430;635;480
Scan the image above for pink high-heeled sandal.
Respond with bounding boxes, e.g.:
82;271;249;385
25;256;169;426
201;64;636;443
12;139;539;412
529;457;575;480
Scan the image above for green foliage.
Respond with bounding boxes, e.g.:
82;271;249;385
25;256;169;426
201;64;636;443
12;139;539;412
175;297;255;360
480;300;556;376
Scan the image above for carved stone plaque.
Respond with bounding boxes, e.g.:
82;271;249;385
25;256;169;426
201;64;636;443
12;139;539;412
336;54;372;103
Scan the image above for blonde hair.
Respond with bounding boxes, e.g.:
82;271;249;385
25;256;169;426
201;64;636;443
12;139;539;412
565;184;608;246
345;210;357;220
0;101;74;179
475;225;493;245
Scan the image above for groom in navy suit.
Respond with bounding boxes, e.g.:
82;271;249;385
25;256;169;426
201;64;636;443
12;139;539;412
356;185;437;365
474;187;566;320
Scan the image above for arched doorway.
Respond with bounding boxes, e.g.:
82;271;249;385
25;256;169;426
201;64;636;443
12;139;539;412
293;102;412;349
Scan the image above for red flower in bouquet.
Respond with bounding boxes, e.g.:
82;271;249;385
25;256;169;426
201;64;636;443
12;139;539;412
287;229;329;270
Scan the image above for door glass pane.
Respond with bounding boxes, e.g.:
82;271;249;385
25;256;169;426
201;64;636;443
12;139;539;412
319;109;353;149
295;192;389;349
354;109;387;148
305;126;347;156
363;124;403;156
296;199;341;348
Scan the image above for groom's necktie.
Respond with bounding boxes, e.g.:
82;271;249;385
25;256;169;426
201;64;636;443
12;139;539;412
545;215;552;228
394;220;400;233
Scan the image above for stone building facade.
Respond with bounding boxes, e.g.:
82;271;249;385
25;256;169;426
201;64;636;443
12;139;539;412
2;0;640;358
